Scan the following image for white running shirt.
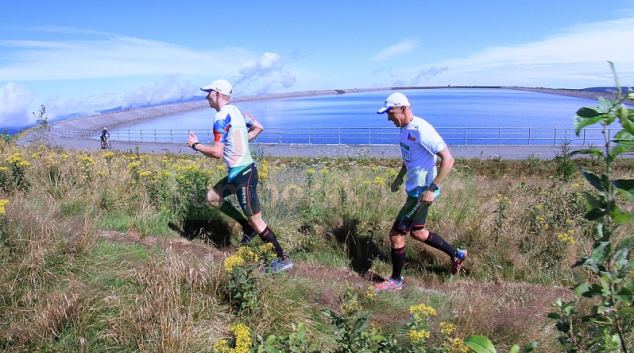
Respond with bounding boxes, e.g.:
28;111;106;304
399;116;447;195
213;104;255;169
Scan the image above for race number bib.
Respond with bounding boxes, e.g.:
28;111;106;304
400;142;411;162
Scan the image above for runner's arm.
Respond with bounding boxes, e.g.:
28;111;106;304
187;131;224;159
421;147;454;204
391;163;407;192
247;119;264;141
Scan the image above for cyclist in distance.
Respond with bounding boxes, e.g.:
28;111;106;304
100;127;110;149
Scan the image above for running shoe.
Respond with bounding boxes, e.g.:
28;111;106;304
451;250;468;275
240;224;258;245
374;277;403;291
269;255;293;272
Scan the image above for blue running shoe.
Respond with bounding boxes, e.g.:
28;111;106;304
374;277;403;291
269;255;293;272
452;250;467;275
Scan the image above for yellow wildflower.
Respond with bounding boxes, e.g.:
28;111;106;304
341;300;362;315
321;168;329;174
365;286;376;301
228;323;252;353
102;151;115;161
127;161;141;170
445;337;469;353
386;169;398;178
410;303;437;317
408;329;430;343
0;199;9;215
373;176;386;185
212;339;230;353
97;171;107;177
224;255;245;272
235;246;259;262
139;171;152;178
362;180;371;186
258;243;275;255
557;233;576;244
535;205;543;209
306;168;316;176
440;322;456;335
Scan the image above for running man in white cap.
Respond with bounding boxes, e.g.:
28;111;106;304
374;92;466;291
187;79;292;272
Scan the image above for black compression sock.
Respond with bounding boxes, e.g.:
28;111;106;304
259;226;285;258
424;232;457;259
219;202;248;227
391;247;406;280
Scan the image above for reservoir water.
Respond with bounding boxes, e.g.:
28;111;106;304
111;88;607;145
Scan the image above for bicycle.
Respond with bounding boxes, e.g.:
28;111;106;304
101;136;111;149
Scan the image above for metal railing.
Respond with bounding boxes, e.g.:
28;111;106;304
50;126;612;146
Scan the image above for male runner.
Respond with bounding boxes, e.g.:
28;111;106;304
187;79;292;272
374;92;466;291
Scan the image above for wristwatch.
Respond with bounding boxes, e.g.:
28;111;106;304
191;142;199;151
428;183;439;192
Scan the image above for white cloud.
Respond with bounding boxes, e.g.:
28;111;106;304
233;52;297;94
121;75;199;108
0;36;250;81
40;76;202;118
401;16;634;87
410;66;449;85
371;39;419;61
11;25;121;37
0;82;36;126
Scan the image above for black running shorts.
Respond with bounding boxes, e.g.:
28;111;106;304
212;163;261;216
392;196;429;235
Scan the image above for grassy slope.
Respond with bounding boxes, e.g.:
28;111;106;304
1;142;633;352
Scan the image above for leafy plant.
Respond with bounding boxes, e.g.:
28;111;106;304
465;335;536;353
555;139;577;181
548;62;634;353
223;244;276;316
33;104;48;128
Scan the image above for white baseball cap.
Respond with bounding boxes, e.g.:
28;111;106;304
201;79;233;96
377;92;410;114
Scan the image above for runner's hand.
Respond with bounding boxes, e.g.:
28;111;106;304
420;189;435;205
391;176;403;192
187;131;198;148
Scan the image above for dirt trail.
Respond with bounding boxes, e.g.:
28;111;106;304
98;229;572;301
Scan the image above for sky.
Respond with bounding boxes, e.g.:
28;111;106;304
1;0;634;128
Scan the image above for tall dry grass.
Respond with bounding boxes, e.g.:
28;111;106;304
1;140;633;351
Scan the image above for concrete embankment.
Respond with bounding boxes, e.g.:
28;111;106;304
53;88;386;131
25;131;569;160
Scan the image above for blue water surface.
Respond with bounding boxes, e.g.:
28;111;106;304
113;88;606;145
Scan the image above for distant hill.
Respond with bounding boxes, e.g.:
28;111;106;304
582;87;632;94
1;96;207;135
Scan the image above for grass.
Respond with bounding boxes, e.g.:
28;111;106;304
1;140;633;352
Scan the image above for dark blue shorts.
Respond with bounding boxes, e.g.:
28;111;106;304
212;163;261;216
392;196;429;235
